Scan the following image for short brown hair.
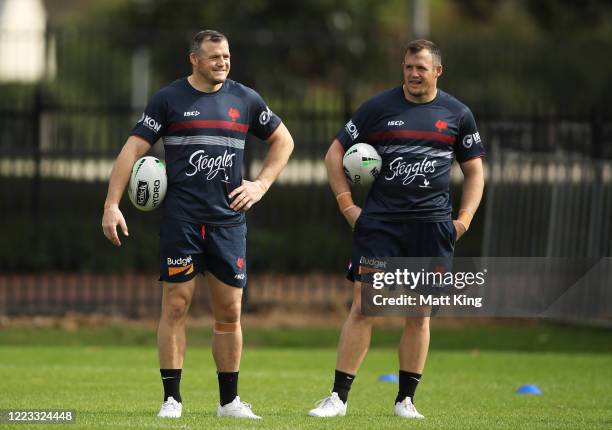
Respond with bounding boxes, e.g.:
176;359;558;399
404;39;442;66
190;30;227;55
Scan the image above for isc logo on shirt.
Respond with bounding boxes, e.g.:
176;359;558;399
388;120;404;126
183;111;200;117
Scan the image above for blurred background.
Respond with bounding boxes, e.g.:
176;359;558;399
0;0;611;324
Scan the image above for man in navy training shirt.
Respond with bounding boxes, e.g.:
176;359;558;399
309;39;484;419
102;30;294;420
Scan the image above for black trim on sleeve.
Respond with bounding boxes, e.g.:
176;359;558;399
458;154;485;164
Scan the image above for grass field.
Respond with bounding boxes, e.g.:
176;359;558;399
0;324;611;429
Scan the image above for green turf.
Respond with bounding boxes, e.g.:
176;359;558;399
0;345;611;429
1;323;611;353
0;324;611;429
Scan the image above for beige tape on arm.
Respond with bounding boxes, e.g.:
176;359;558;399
336;191;355;213
214;321;241;335
457;209;474;231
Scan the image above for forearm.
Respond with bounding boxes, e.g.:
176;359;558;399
326;140;361;227
104;136;150;209
256;124;294;190
459;174;483;213
325;141;351;197
456;159;485;229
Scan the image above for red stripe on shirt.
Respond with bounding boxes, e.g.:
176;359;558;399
368;130;455;145
168;120;249;133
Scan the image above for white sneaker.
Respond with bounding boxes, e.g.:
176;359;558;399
394;397;424;419
217;396;262;419
308;392;347;417
157;396;182;418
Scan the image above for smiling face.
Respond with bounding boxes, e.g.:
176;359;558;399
190;38;231;90
402;48;442;103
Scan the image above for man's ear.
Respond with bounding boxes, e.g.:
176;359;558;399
435;64;443;78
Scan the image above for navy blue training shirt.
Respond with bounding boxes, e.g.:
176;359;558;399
336;87;484;222
131;78;281;225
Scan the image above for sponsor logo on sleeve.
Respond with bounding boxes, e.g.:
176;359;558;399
183;110;200;117
140;114;162;133
387;120;404;126
259;106;272;125
345;119;359;140
462;132;481;149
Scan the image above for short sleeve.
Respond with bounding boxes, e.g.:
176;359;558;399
336;102;374;151
454;108;485;163
248;91;282;141
130;91;168;145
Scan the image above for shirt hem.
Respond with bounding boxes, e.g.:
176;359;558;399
161;213;246;226
361;214;452;223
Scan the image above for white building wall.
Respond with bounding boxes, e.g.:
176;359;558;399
0;0;50;82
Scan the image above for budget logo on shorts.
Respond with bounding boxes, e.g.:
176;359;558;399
167;256;194;277
136;181;150;205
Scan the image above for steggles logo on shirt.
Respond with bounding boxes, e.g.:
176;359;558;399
186;149;236;183
385;156;437;187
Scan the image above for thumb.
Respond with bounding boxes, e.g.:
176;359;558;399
119;216;129;237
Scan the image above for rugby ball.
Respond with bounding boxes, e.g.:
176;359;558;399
128;156;167;211
342;143;382;185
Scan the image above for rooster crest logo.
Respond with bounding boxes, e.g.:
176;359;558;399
435;119;447;133
228;108;240;122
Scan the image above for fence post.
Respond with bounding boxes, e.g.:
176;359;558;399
31;86;43;258
481;138;498;257
587;110;604;256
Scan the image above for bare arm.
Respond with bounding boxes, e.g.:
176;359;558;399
101;135;151;246
325;139;361;227
453;157;485;240
229;122;294;211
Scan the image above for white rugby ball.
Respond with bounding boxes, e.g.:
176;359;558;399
128;156;167;211
342;143;382;185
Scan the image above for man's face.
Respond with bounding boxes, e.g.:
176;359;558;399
191;39;231;85
402;49;442;100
